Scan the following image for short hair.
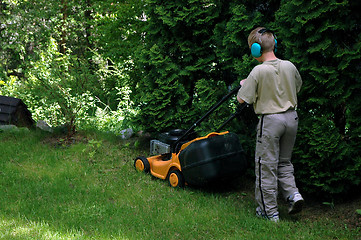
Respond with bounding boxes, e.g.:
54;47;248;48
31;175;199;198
247;27;276;53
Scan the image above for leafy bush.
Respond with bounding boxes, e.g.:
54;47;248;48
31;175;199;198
24;38;97;136
81;86;137;135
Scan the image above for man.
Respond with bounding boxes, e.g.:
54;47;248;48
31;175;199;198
237;27;304;222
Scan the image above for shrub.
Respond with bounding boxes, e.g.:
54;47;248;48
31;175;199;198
25;38;97;136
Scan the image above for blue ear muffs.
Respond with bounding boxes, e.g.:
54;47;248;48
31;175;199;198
274;38;278;53
250;28;278;58
251;43;262;58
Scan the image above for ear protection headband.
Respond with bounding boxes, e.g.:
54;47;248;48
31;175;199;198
250;28;277;58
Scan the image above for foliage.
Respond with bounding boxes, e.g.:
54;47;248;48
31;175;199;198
132;0;233;133
294;115;360;195
24;38;97;136
1;0;361;196
89;0;145;110
81;86;137;134
356;209;361;216
276;0;361;196
0;0;142;135
91;0;145;61
131;0;280;135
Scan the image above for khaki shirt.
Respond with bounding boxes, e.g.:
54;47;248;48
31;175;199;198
237;59;302;115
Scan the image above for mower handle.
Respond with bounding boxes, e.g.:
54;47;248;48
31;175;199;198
171;85;241;153
215;103;248;132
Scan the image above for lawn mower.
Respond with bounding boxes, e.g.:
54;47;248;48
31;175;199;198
134;86;248;188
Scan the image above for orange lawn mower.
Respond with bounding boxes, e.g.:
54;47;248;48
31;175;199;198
134;86;248;188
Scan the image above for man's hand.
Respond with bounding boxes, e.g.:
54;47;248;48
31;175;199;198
240;79;246;86
237;95;245;104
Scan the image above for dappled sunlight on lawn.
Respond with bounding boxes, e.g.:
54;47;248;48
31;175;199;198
0;216;85;240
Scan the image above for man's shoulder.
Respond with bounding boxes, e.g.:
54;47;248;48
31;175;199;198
252;63;268;72
279;59;297;68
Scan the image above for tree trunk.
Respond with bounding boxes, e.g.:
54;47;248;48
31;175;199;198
60;0;68;54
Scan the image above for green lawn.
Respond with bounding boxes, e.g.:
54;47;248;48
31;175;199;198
0;129;359;240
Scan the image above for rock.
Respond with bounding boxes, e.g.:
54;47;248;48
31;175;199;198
119;128;134;139
0;125;18;131
36;120;53;132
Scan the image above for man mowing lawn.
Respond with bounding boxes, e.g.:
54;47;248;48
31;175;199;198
237;27;304;222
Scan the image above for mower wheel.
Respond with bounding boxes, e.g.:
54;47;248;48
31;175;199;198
168;169;185;188
134;156;150;173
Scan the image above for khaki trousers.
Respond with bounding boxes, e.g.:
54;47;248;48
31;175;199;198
255;110;300;217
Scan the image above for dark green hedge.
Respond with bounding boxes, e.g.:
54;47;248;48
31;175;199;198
276;0;361;196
